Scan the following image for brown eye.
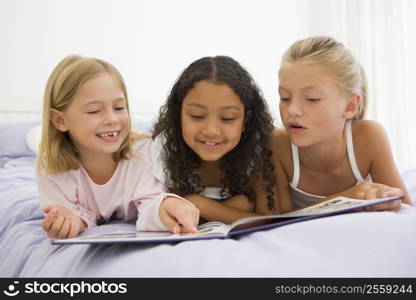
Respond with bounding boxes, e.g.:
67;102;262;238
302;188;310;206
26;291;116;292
190;115;204;120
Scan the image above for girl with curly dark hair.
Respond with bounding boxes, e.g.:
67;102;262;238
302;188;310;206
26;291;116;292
151;56;288;224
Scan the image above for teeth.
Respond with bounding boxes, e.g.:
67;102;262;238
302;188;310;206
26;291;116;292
203;141;217;146
98;131;119;139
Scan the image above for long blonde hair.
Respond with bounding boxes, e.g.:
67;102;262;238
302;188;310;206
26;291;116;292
279;36;368;120
37;55;140;175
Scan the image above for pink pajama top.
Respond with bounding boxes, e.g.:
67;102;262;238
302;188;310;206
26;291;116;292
36;138;183;232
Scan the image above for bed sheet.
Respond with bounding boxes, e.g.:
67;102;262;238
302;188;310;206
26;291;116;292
1;156;416;278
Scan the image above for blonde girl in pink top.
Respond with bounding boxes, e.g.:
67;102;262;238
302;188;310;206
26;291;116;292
36;55;199;239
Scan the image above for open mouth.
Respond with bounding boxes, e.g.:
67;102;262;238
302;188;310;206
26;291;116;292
287;122;306;129
96;131;120;141
287;122;306;133
198;140;222;147
290;124;304;129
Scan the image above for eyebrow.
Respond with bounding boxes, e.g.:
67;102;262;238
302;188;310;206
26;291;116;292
185;103;242;111
301;86;320;92
279;85;321;92
82;98;126;106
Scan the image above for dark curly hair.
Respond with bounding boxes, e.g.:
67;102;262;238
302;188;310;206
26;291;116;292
153;56;276;211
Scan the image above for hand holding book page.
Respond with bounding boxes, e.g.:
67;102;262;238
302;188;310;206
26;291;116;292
52;195;403;245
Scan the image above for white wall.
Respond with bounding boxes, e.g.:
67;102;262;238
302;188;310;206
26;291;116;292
0;0;317;122
3;0;414;162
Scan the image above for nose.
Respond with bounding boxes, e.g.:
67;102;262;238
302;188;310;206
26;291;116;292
103;109;119;125
202;118;220;137
287;99;303;117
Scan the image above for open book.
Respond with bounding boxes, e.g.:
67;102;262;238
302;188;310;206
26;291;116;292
52;195;402;245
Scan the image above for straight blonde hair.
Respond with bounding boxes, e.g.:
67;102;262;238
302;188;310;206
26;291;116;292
279;36;368;120
37;55;141;175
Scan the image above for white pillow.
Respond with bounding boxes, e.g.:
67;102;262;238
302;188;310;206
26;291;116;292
26;125;42;154
0;121;39;159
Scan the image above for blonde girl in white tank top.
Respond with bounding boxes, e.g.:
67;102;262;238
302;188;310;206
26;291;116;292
272;36;411;211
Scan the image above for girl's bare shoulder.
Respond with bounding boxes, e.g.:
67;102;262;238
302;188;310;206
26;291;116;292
269;128;293;171
269;128;291;150
351;119;390;162
352;119;388;142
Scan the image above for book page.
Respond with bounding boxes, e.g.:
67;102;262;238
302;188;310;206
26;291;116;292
282;196;392;217
228;195;401;229
53;221;231;244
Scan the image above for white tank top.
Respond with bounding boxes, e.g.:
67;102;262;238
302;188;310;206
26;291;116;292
290;120;369;208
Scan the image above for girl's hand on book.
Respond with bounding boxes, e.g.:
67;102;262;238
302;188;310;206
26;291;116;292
159;197;199;234
363;185;403;212
363;199;402;212
346;182;403;212
42;205;86;239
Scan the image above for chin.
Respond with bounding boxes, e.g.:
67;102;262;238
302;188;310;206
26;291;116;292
290;138;311;148
199;154;222;162
102;143;123;154
294;142;315;148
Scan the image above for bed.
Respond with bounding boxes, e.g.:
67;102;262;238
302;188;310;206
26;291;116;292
1;119;416;278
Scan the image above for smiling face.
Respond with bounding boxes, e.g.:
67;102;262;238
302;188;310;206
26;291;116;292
50;72;130;162
180;80;245;162
278;62;353;147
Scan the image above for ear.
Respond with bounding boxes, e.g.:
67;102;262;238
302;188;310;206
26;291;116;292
342;94;361;119
50;108;68;132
